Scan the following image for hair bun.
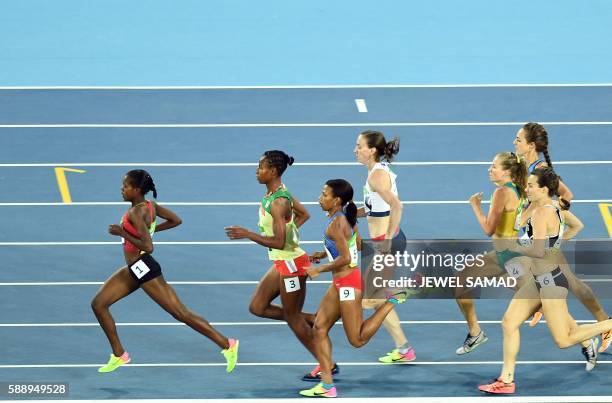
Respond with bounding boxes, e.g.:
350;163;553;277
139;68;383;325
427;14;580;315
287;156;295;166
384;138;400;159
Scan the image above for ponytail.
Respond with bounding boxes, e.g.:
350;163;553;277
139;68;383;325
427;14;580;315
496;152;528;199
343;201;358;227
360;130;400;162
532;167;560;198
325;179;358;227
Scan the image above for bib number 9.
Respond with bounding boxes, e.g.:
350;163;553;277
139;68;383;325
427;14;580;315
339;287;356;301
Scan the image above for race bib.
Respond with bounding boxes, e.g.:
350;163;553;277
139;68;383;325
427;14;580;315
504;261;524;279
536;272;555;288
284;276;301;293
339;287;356;301
130;259;151;279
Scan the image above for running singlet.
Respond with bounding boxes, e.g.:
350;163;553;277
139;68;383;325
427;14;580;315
494;182;525;237
363;162;398;217
121;200;157;253
258;185;305;261
528;158;544;174
518;204;565;250
323;212;359;267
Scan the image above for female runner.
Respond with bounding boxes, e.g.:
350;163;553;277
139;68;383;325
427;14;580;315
514;123;610;351
354;130;416;364
298;179;408;398
225;151;318;365
455;152;528;354
478;168;612;394
92;170;238;373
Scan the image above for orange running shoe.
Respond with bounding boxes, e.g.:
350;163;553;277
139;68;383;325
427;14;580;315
478;378;516;394
599;330;612;353
529;310;543;327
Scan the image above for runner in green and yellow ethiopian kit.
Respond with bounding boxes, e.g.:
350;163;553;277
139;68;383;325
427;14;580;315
225;150;319;370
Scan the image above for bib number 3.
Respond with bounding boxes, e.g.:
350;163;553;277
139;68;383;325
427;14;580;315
284;276;301;293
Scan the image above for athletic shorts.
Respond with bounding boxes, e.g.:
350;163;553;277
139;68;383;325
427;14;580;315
496;249;525;278
534;267;569;291
273;253;310;277
333;268;362;291
370;229;407;254
128;253;163;285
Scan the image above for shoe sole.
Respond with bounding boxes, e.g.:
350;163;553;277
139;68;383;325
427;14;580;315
301;368;340;382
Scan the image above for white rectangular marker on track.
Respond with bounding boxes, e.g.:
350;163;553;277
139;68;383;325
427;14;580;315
354;99;368;112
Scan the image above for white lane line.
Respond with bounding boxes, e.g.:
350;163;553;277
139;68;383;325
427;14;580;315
1;161;611;168
0;361;610;369
355;99;368;112
1;200;611;207
1;83;611;89
0;280;332;286
3;238;611;246
0;320;601;327
0;279;608;286
0;397;606;403
2;121;612;128
0;398;607;403
0;241;323;246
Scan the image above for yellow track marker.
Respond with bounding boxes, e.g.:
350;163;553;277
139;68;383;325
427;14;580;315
54;167;86;203
599;203;612;238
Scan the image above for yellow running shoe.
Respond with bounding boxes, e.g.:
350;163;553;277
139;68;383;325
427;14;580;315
299;382;337;398
378;347;416;363
221;338;239;373
98;352;130;373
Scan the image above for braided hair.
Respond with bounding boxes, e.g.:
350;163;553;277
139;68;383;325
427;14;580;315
263;150;294;176
126;169;157;198
523;122;552;168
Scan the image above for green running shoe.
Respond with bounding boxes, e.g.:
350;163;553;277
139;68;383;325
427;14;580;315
387;290;409;305
98;352;130;373
299;382;337;398
378;347;416;363
222;338;239;373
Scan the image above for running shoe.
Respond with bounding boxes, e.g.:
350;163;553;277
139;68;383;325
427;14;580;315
378;347;416;363
599;330;612;353
221;338;239;373
299;382;337;398
98;352;130;373
302;363;340;382
582;338;599;372
528;310;543;327
456;331;488;355
387;290;409;305
478;378;516;394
